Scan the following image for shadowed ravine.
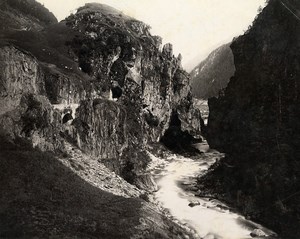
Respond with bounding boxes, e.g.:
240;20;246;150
149;142;276;239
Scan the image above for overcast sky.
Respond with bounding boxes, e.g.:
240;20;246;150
38;0;266;71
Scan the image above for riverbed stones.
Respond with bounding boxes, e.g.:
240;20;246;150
250;229;267;238
188;201;201;207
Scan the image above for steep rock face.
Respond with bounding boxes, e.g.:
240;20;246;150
42;65;90;105
0;46;44;115
190;43;235;99
61;4;202;156
0;93;63;151
0;45;63;151
205;0;300;238
72;100;128;171
0;44;89;109
0;1;202;185
0;2;201;238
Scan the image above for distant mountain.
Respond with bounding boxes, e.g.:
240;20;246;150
190;43;235;99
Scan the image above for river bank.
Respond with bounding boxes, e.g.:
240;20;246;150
148;142;278;239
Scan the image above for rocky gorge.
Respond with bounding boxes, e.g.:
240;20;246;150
1;0;300;238
0;0;202;183
0;0;202;238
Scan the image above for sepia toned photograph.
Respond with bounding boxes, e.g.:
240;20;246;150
0;0;299;238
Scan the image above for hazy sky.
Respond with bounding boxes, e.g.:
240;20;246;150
38;0;266;71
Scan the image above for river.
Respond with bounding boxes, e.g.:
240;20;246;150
148;141;276;239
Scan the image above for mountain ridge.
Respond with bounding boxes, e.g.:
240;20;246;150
190;43;235;99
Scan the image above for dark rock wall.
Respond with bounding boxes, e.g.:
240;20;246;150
0;46;63;151
52;5;203;170
0;46;44;115
72;99;129;172
205;0;300;237
64;7;202;145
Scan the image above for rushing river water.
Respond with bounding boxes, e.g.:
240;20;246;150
149;142;275;239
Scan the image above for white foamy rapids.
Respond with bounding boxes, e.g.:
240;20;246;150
152;145;275;239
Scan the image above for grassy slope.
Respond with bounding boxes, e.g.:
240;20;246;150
0;137;194;239
0;139;143;238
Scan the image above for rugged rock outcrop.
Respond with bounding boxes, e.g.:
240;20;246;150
73;100;128;161
0;1;202;238
0;1;202;163
204;0;300;238
55;4;202;168
0;45;63;151
190;43;235;99
0;46;44;115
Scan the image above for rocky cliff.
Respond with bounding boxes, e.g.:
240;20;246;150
190;43;235;99
204;0;300;238
0;45;63;151
0;1;202;238
0;1;202;174
49;3;201;180
63;4;201;143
